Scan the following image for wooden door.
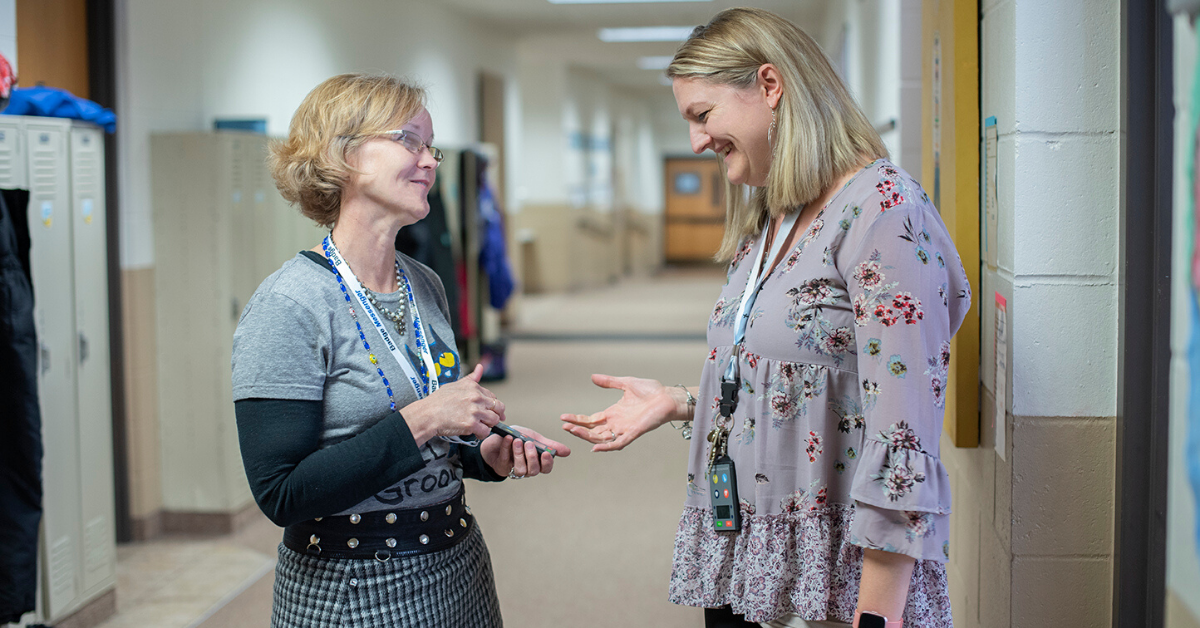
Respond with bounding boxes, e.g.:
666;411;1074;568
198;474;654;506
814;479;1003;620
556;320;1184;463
16;0;90;98
664;158;725;262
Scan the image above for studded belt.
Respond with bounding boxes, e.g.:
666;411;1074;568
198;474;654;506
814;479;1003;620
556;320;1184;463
282;489;474;561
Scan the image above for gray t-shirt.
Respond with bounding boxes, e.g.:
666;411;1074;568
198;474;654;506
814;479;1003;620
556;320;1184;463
232;250;465;514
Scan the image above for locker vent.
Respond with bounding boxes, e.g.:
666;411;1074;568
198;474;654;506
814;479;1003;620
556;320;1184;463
33;149;60;199
49;535;78;605
0;146;14;188
230;141;245;191
84;516;110;574
247;142;266;194
75;152;98;190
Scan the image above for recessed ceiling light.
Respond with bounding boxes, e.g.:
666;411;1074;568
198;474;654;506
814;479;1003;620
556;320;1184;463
637;56;674;70
550;0;710;4
598;26;696;42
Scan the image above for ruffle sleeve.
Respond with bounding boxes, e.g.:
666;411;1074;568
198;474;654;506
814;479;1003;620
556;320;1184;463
836;168;970;562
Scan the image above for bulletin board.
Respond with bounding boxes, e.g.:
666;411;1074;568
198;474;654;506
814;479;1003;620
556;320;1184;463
922;0;980;447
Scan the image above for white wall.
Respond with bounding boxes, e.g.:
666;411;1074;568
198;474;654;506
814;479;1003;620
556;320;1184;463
897;0;922;173
654;88;694;158
820;0;905;165
980;0;1119;422
115;0;519;268
0;0;15;73
514;43;569;206
513;32;670;215
1168;12;1200;625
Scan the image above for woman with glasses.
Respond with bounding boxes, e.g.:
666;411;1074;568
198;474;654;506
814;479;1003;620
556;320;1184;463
232;73;568;628
562;8;967;628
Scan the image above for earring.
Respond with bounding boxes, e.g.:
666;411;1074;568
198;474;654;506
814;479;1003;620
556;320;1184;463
767;108;777;147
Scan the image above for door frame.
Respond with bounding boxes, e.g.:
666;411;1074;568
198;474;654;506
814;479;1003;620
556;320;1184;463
86;0;129;543
1113;0;1172;625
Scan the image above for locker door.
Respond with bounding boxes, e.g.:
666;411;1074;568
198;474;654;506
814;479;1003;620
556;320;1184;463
26;120;82;620
227;135;257;317
69;125;116;595
0;117;26;188
247;136;280;287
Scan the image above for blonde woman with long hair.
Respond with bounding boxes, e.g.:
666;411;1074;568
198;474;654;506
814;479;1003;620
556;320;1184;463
563;9;968;628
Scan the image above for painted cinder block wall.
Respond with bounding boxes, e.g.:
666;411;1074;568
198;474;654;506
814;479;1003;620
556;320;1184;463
941;1;1120;627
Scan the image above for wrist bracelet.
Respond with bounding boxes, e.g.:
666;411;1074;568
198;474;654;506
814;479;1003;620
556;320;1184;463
669;385;696;440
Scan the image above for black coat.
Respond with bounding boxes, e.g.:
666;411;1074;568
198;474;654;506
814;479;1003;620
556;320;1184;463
0;187;41;623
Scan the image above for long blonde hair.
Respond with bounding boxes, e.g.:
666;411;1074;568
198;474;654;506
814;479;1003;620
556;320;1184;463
269;73;426;228
667;7;887;261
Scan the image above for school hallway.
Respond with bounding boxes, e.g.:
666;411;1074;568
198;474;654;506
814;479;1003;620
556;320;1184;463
93;266;724;628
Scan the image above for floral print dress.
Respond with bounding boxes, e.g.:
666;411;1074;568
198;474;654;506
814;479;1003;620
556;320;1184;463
668;160;970;625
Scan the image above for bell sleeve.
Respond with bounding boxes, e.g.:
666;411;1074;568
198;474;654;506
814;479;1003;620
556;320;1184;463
841;198;970;563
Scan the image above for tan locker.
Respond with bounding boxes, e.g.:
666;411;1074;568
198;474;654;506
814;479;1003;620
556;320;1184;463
1;116;116;624
0;117;26;187
26;119;84;620
152;132;317;518
69;125;116;597
153;133;245;515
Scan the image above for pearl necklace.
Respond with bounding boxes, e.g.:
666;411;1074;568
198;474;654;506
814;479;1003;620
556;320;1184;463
361;261;407;336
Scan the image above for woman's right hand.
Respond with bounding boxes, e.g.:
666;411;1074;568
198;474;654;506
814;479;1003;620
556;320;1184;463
404;364;502;446
560;374;691;452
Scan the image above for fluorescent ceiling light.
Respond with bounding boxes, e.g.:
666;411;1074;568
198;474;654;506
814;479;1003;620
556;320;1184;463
637;55;674;70
598;26;695;42
551;0;709;3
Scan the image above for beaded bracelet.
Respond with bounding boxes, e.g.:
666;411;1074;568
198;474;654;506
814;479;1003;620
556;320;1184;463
669;384;696;440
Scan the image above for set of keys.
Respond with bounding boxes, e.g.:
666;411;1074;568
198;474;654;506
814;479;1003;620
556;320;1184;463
708;379;741;531
703;212;800;533
706;380;738;468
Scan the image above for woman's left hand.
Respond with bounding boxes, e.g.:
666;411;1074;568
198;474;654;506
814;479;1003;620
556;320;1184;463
480;426;571;479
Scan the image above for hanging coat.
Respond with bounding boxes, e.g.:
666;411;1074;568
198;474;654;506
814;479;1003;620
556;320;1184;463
0;188;41;623
477;179;513;310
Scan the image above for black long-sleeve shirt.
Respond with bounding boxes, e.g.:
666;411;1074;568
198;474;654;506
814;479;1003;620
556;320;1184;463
235;398;503;528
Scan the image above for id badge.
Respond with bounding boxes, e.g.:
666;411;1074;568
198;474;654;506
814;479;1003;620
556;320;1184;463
709;455;740;531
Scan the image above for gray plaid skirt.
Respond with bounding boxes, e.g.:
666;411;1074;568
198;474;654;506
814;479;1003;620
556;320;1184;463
271;522;502;627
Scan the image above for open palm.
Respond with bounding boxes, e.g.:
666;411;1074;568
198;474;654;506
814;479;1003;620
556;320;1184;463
560;374;685;452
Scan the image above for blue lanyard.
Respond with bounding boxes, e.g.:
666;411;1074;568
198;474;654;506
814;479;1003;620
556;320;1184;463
322;234;439;399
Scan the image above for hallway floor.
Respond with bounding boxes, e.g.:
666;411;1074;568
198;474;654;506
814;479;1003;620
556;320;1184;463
96;266;724;628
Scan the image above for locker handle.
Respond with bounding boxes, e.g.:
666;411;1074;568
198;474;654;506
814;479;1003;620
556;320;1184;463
79;333;89;364
232;298;240;321
40;342;50;374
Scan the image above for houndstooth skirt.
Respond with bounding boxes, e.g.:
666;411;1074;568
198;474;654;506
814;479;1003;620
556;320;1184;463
271;522;502;627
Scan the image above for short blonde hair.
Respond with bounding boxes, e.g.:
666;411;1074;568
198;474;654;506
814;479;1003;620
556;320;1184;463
667;8;887;261
269;73;426;228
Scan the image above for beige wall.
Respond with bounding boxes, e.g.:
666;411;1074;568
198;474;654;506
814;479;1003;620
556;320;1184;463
511;204;662;294
1171;590;1200;628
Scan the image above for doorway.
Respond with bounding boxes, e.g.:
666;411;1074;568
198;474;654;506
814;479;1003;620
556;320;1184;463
664;157;724;263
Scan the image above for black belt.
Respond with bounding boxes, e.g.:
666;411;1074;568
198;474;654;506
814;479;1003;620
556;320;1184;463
283;489;474;561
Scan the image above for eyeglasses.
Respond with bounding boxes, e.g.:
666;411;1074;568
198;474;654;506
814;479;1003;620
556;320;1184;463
376;129;443;163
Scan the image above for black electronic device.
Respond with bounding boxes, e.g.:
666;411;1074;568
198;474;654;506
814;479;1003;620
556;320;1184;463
857;611;888;628
490;421;556;457
709;455;740;531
